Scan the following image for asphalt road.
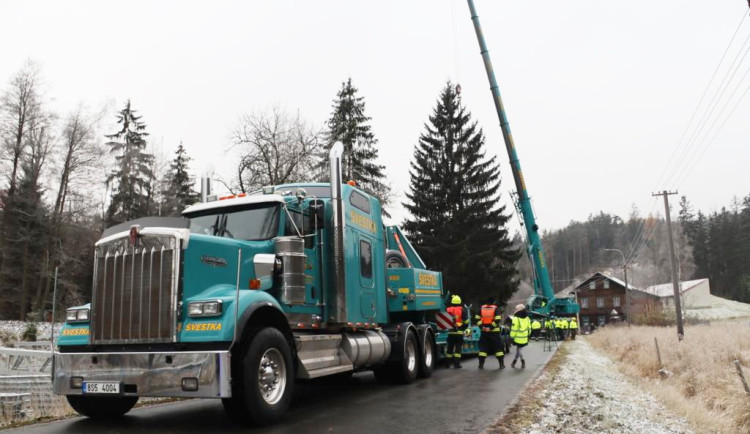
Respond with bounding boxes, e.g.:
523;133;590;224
7;341;556;434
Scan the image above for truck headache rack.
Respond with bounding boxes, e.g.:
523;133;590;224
91;234;181;344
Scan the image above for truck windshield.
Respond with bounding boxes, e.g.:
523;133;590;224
187;204;280;241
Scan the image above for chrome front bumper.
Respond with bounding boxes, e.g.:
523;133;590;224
53;351;232;398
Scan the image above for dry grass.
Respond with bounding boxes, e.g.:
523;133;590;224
588;321;750;434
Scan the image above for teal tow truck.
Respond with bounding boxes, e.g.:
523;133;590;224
53;144;458;425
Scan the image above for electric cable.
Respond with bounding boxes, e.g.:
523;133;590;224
654;11;749;189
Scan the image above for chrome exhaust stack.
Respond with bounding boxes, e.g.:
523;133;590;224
329;142;347;323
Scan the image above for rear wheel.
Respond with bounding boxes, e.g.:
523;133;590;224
222;327;294;426
418;330;435;378
66;395;138;419
374;329;420;384
396;330;419;384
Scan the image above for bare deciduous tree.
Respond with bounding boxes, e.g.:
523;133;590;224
0;60;45;196
53;105;105;219
226;107;323;193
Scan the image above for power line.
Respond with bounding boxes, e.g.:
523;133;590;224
663;11;750;188
655;11;750;190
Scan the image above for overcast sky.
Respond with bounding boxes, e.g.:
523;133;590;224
2;0;749;236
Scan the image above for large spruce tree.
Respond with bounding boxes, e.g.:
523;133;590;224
404;82;520;306
104;100;154;226
161;143;199;216
320;78;391;213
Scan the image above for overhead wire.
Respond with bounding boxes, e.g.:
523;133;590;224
623;8;750;266
654;11;749;189
663;25;750;188
676;80;750;188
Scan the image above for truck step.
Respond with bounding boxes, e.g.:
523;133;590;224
295;333;354;380
302;364;354;379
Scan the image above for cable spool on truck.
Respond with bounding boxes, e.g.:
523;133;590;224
53;143;469;426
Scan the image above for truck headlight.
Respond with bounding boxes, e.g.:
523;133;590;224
188;301;222;317
66;308;90;323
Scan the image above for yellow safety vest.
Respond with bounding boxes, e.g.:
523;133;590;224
569;320;578;329
510;316;531;345
531;320;541;330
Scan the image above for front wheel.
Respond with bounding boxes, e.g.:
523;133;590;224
222;327;294;426
66;395;138;419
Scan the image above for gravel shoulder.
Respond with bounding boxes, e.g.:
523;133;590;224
490;338;694;434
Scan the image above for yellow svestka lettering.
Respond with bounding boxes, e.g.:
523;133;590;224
62;328;89;336
349;210;377;233
417;273;438;287
184;322;222;332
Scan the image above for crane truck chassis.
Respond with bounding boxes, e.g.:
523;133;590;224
52;143;475;425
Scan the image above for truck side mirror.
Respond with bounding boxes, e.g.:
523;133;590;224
309;200;325;230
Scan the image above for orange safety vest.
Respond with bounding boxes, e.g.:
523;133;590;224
447;305;463;328
480;305;497;325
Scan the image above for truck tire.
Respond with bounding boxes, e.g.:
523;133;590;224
222;327;294;426
396;329;419;384
373;329;419;384
418;329;436;378
66;395;138;419
385;250;408;268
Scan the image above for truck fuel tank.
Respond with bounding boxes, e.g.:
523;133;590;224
274;236;306;305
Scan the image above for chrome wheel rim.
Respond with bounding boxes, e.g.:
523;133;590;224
406;338;417;373
424;337;433;369
258;348;286;405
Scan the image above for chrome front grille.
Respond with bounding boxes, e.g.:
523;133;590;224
91;234;181;344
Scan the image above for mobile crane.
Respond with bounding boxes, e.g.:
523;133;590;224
467;0;579;317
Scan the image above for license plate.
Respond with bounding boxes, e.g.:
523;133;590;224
82;382;121;395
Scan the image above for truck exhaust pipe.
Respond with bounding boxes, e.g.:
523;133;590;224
329;142;347;323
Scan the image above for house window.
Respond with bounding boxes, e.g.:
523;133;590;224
603;280;610;289
613;296;621;307
582;317;590;326
589;281;596;290
596;297;605;308
581;298;589;309
597;315;606;326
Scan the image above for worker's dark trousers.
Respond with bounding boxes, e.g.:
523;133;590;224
570;329;577;340
446;334;464;367
478;332;503;367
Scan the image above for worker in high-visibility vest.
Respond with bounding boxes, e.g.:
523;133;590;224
474;298;504;369
560;317;569;340
530;318;542;341
506;304;531;369
544;318;553;341
445;294;469;368
554;318;563;341
569;317;578;340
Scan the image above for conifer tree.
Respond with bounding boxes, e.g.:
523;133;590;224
104;100;154;226
320;78;391;212
403;82;520;305
162;143;199;216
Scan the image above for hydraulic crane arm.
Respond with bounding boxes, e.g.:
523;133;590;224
466;1;578;316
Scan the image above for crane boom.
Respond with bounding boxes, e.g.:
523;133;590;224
466;0;579;316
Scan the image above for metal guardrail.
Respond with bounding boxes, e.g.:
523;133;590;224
0;345;53;373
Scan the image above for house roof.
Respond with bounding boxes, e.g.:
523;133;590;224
574;272;640;292
641;278;708;298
